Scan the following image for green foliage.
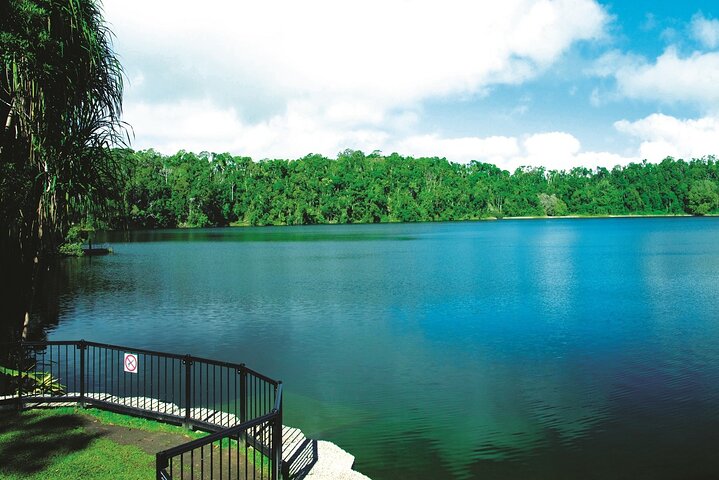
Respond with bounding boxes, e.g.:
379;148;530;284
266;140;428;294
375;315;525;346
104;150;719;227
1;0;126;331
58;223;94;256
58;242;84;256
0;364;66;395
687;179;719;216
538;193;568;216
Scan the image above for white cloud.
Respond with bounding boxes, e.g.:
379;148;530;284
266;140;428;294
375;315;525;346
388;131;634;171
691;13;719;49
107;0;607;107
125;99;391;160
394;134;520;167
591;47;719;109
105;0;608;157
522;132;580;167
126;96;639;171
125;100;244;154
615;113;719;161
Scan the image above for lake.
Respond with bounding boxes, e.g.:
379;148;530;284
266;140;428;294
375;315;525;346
33;217;719;479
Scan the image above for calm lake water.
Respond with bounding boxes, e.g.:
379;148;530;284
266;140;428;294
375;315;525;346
35;218;719;479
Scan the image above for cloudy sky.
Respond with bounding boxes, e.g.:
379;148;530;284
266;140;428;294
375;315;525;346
104;0;719;171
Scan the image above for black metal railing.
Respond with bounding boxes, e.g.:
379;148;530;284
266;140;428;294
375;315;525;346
156;384;283;480
0;340;283;480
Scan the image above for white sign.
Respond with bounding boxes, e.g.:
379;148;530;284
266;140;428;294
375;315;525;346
124;353;138;374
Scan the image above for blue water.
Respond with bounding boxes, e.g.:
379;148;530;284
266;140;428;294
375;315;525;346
38;218;719;479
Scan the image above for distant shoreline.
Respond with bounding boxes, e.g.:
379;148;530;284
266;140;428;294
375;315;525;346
220;213;712;228
490;213;702;221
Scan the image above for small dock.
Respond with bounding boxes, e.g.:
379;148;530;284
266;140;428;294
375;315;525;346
82;242;112;255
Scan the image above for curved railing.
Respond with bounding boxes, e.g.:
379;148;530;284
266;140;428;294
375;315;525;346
0;340;283;480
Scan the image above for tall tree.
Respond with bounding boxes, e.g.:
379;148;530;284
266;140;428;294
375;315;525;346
1;0;125;338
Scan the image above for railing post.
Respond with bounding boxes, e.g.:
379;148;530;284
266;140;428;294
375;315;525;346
156;453;169;480
183;354;192;429
16;342;23;411
273;382;283;480
239;363;247;423
78;340;86;407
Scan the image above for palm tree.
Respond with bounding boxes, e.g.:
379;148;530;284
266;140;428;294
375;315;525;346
1;0;127;338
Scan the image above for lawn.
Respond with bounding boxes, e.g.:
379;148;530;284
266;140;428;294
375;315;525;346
0;407;205;480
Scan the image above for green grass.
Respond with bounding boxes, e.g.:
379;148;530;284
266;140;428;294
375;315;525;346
0;407;275;479
74;407;206;437
0;407;203;480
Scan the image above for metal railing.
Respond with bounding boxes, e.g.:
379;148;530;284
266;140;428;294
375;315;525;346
0;340;283;480
156;384;283;480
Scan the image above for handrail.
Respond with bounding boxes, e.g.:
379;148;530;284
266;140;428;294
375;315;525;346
19;340;280;386
157;410;277;459
20;340;186;360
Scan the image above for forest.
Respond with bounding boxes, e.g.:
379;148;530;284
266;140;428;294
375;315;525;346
93;149;719;230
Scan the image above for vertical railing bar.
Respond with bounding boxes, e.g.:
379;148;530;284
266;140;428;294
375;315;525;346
245;429;250;480
260;422;263;480
48;343;53;398
163;356;167;413
184;355;192;428
105;347;109;400
150;354;153;411
72;345;75;397
128;348;132;404
240;364;247;424
115;348;118;400
63;345;67;397
79;340;86;405
143;353;147;411
211;436;214;480
212;363;214;417
119;348;122;404
95;346;99;396
219;365;222;425
172;358;175;416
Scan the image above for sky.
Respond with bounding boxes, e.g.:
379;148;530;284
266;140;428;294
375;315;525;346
103;0;719;171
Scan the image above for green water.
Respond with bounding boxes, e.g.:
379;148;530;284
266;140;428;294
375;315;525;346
33;218;719;479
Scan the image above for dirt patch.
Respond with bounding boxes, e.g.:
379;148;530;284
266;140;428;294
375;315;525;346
76;413;199;455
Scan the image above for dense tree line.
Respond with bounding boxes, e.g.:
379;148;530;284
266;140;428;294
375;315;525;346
95;149;719;229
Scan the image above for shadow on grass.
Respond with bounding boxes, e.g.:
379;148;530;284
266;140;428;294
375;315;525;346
0;409;104;475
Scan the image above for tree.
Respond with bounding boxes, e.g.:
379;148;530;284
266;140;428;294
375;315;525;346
538;193;568;216
1;0;126;338
687;179;719;216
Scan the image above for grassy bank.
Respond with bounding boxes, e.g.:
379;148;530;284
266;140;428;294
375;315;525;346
0;407;204;480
